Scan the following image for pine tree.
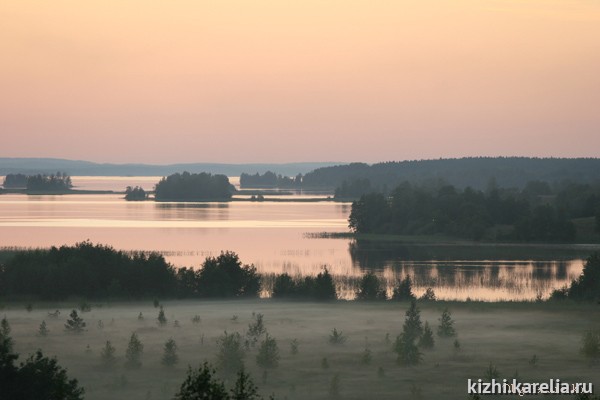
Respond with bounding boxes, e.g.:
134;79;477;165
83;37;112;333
64;310;86;333
418;322;435;349
394;300;423;365
402;300;423;341
101;341;116;367
125;333;144;368
38;321;49;337
162;338;179;366
230;368;260;400
157;306;167;327
438;308;456;337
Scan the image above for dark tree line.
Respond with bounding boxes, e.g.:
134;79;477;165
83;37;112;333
552;252;600;302
154;172;235;201
348;182;580;242
3;173;28;188
271;268;337;300
240;171;302;188
302;157;600;190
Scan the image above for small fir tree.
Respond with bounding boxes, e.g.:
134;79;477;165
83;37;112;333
438;308;456;337
162;338;179;366
157;306;167;327
125;333;144;368
38;321;49;337
64;310;86;333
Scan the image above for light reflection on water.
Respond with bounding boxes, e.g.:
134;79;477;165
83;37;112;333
0;179;588;301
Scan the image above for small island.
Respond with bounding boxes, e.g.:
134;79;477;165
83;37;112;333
153;171;235;201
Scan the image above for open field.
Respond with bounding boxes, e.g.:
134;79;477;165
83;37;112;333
3;300;599;399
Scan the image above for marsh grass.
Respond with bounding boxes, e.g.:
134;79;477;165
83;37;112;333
0;300;598;400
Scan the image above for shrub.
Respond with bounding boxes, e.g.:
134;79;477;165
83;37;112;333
246;313;266;347
217;331;245;374
38;321;49;337
438;308;456;337
125;333;144;369
256;334;280;368
355;272;387;300
162;338;179;367
329;328;347;345
392;276;416;301
64;310;86;333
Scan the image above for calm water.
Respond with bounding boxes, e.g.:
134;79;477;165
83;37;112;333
0;176;586;301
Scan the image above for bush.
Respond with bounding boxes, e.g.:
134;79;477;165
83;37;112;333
355;272;387;300
256;334;280;368
329;328;347;345
217;331;245;374
392;276;415;301
271;268;337;300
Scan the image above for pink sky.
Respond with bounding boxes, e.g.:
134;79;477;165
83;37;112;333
1;0;599;164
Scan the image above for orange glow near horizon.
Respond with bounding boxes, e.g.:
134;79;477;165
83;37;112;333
1;1;599;163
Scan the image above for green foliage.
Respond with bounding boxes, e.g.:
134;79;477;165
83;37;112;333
0;241;176;300
38;321;49;337
418;322;435;349
271;268;337;300
158;305;167;326
125;186;147;201
162;338;179;367
256;334;280;368
197;251;260;298
231;368;261;400
246;313;266;347
581;330;600;359
217;331;245;374
64;310;86;333
100;341;116;367
125;333;144;369
329;328;347;345
394;333;422;366
355;272;387;300
154;171;234;201
174;362;229;400
438;308;456;337
392;276;416;301
394;300;423;365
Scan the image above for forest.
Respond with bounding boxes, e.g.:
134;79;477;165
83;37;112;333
2;172;73;191
347;181;600;242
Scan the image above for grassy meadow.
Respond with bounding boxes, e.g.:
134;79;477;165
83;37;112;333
3;300;599;399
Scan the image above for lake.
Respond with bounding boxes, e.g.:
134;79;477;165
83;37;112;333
0;176;589;301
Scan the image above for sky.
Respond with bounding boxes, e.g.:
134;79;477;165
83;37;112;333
1;0;599;164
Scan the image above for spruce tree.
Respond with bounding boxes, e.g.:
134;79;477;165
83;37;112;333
438;308;456;337
38;321;49;337
64;310;86;333
418;322;435;349
402;300;423;341
256;333;280;368
101;341;116;367
157;306;167;327
162;338;179;366
125;333;144;368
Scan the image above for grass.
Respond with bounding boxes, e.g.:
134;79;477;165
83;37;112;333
2;300;599;399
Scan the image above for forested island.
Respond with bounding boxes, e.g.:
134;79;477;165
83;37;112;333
348;181;600;242
2;172;73;192
153;172;235;201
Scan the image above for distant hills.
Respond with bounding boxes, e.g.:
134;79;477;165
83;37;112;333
0;158;342;177
2;157;600;190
